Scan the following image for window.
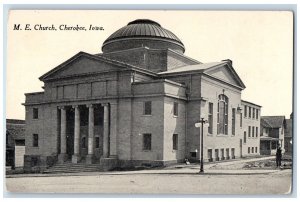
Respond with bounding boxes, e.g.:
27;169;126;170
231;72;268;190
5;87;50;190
249;107;251;118
208;103;213;134
33;134;38;147
252;147;254;153
221;149;225;160
256;127;258;137
172;134;178;150
231;148;235;159
215;149;219;161
255;147;258;153
252;126;255;137
240;113;242;127
95;137;100;148
253;108;255;119
144;101;152;115
217;94;228;135
232;108;236;135
81;137;86;148
244;106;247;117
33;108;39;119
226;148;230;159
190;152;196;158
244;132;247;143
208;149;213;162
143;133;152;150
173;102;178;116
248;147;250;154
256;109;259;119
248;126;251;137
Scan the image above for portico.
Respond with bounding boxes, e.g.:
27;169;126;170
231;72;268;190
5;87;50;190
57;103;114;164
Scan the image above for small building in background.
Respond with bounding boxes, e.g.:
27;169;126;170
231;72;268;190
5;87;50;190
260;116;286;155
284;113;293;155
240;100;261;157
6;119;26;168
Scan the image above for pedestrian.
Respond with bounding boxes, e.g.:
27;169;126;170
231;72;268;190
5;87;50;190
276;147;282;168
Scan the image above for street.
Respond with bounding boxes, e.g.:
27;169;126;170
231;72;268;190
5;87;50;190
5;157;292;194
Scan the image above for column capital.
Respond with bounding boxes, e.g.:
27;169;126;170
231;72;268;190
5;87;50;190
102;103;109;107
86;104;94;108
72;105;79;109
58;106;66;110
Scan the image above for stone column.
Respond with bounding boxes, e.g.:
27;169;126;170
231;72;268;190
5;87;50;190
102;103;109;158
86;104;95;164
109;103;117;158
72;105;81;163
58;106;67;163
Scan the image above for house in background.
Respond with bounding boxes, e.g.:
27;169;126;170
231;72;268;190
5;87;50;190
6;119;26;168
240;100;261;157
260;116;286;155
284;113;293;155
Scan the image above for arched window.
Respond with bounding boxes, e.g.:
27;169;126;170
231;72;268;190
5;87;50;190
217;94;228;135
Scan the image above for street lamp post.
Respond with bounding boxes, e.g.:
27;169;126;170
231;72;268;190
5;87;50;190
195;116;208;174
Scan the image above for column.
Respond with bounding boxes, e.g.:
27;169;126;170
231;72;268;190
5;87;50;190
102;103;109;158
109;103;117;158
86;104;95;164
58;106;67;163
72;105;81;163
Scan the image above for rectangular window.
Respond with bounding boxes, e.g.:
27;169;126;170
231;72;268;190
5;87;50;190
33;108;39;119
95;137;100;148
249;107;251;118
231;148;235;159
143;133;152;150
240;113;242;127
172;134;178;150
248;147;250;154
33;134;38;147
252;126;255;137
215;149;219;161
221;149;225;160
208;103;213;134
244;132;247;143
253;108;255;119
256;109;259;119
144;101;152;115
232;108;236;135
208;149;213;162
226;148;230;159
248;126;251;137
256;127;258;137
255;147;258;153
244;106;247;117
252;147;254;153
173;102;178;116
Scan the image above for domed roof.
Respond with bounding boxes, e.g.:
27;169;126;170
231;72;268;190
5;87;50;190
102;19;185;53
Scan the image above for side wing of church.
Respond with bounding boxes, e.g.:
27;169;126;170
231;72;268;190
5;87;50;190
23;19;261;172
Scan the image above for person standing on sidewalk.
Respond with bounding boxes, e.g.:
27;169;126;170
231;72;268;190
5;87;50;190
276;147;282;167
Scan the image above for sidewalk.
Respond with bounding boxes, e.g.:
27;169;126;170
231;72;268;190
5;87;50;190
5;156;281;178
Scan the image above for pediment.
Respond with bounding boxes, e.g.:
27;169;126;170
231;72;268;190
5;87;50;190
40;52;127;81
204;65;245;89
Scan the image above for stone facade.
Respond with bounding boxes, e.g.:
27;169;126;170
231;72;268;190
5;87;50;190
23;19;261;172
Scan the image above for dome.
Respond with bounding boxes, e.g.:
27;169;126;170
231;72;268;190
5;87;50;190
102;19;185;54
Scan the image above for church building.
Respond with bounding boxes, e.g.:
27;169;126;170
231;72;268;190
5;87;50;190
23;19;261;172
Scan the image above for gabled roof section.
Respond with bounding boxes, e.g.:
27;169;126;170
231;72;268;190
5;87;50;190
261;116;286;129
159;60;246;89
39;51;145;81
6;119;25;140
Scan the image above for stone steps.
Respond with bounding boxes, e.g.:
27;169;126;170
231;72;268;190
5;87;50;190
43;162;102;173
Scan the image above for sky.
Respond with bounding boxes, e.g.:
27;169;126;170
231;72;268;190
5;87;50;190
6;10;293;119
